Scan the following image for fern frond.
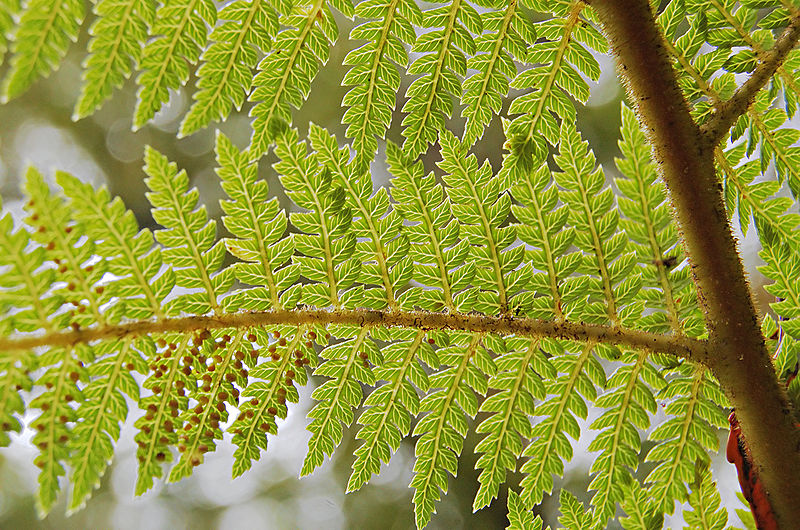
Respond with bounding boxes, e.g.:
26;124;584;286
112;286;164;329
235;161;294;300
684;461;728;530
614;104;724;515
615;105;701;336
684;0;800;115
68;337;141;513
557;489;593;529
274;128;360;308
644;365;729;512
619;480;663;530
56;171;175;510
347;327;429;492
510;160;578;322
387;141;472;312
217;132;301;312
729;91;800;199
342;0;420;167
133;334;189;495
716;143;800;238
519;342;604;506
472;335;551;511
1;0;84;101
501;1;605;175
461;0;535;146
411;332;495;529
56;171;173;321
167;329;248;483
311;124;411;309
439;130;525;315
248;0;352;157
133;0;216;129
0;0;21;55
179;0;276;137
588;350;661;527
554;120;640;327
143;146;233;315
401;0;481;157
231;325;311;478
73;0;155;120
302;325;375;475
0;204;48;448
506;489;546;530
759;236;800;341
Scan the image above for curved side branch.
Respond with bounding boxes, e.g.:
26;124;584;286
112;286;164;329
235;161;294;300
589;1;800;527
702;9;800;146
0;309;708;362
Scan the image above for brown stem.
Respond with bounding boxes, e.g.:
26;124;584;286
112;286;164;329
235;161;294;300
589;0;800;527
0;309;707;362
701;9;800;146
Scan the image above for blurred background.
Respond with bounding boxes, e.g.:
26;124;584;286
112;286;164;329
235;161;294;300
0;5;772;529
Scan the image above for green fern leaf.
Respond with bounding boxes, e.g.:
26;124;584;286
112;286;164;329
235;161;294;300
684;460;728;530
274;128;360;308
248;0;349;157
460;0;534;146
133;334;189;495
501;0;605;174
615;104;701;337
179;0;276;137
401;0;480;157
519;341;604;506
302;325;376;475
509;159;579;322
588;350;661;527
473;336;550;511
56;170;174;510
411;332;495;529
217;132;301;312
347;327;431;492
73;0;155;119
387;141;472;312
231;325;311;478
342;0;420;167
1;0;84;101
143;145;233;315
553;120;640;327
620;480;664;530
558;489;593;530
506;489;546;530
759;238;800;341
644;365;728;512
22;168;112;515
167;329;249;483
310;124;411;309
133;0;216;129
439;130;525;314
0;0;21;55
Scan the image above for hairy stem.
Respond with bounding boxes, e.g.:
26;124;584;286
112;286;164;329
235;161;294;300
701;9;800;146
0;309;706;362
590;0;800;527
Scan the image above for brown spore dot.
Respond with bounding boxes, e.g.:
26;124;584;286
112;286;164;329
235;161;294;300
156;452;166;462
247;333;257;342
267;406;277;416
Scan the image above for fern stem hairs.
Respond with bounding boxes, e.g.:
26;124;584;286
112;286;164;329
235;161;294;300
1;0;800;528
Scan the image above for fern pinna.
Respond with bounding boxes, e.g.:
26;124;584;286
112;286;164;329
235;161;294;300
1;0;800;527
